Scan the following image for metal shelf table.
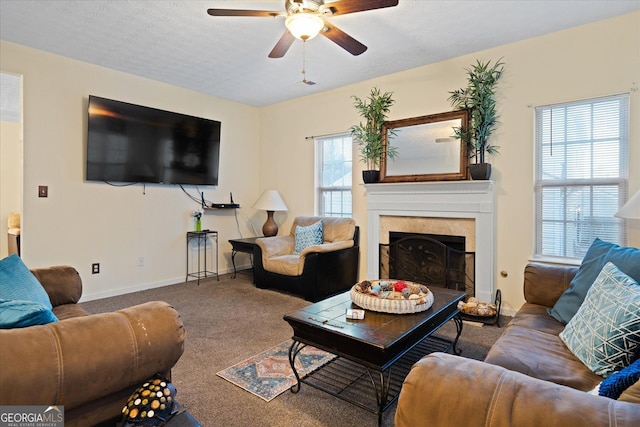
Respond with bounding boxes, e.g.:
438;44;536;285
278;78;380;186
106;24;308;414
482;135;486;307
186;230;218;284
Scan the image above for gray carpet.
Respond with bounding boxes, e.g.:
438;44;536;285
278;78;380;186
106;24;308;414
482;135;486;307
81;273;508;427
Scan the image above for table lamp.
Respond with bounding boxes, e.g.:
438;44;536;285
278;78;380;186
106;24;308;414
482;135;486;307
615;190;640;220
253;190;288;237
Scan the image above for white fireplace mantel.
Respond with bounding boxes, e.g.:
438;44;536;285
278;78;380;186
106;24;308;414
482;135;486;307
365;180;495;302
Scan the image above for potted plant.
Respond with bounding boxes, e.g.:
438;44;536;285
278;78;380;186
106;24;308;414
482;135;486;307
448;58;504;180
350;87;398;183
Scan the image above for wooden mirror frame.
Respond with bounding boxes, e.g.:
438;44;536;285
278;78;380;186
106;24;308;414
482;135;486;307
380;110;469;182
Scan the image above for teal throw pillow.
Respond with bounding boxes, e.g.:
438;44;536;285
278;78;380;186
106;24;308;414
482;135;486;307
294;221;324;255
0;254;52;310
548;239;640;324
559;262;640;377
0;299;58;329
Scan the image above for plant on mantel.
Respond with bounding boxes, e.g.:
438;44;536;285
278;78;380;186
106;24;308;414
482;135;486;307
448;58;504;180
350;87;398;183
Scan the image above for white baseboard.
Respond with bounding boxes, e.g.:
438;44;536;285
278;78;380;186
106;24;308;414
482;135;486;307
80;276;185;302
79;265;241;302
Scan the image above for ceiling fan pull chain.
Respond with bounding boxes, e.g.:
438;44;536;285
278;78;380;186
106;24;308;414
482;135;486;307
301;40;316;85
302;40;307;80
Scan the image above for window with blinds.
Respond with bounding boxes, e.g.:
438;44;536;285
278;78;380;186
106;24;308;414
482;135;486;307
534;94;629;259
315;134;353;218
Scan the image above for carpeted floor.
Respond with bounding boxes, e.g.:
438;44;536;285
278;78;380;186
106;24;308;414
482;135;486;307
81;273;508;427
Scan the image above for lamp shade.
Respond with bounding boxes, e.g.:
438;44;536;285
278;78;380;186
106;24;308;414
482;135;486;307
253;190;287;237
252;190;288;212
615;190;640;220
285;13;324;40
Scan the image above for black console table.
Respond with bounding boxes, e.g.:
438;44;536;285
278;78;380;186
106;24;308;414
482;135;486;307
186;230;218;285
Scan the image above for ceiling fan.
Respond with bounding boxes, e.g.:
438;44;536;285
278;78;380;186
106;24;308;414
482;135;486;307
207;0;399;58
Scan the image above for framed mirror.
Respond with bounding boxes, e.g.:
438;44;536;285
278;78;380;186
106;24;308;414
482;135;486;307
380;110;469;182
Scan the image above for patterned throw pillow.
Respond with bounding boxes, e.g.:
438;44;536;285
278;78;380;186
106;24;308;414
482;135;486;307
560;262;640;377
293;221;324;255
121;375;177;426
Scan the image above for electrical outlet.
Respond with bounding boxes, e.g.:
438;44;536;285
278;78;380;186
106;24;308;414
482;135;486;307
92;263;100;274
138;257;145;267
38;185;48;197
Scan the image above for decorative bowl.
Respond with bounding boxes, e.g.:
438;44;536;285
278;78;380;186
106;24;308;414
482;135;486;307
350;279;434;314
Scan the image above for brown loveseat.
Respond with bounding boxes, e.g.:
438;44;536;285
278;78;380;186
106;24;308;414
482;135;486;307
254;216;359;302
395;263;640;427
0;265;186;427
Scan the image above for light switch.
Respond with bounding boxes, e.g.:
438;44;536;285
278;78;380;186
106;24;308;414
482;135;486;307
38;186;48;198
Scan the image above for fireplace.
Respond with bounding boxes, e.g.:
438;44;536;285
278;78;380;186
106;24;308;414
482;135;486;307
380;232;476;298
390;232;465;251
365;181;495;302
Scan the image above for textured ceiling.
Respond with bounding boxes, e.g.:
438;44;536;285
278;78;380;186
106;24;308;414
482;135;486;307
1;0;639;107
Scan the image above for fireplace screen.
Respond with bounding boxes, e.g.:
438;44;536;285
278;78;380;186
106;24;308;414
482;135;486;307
379;234;475;298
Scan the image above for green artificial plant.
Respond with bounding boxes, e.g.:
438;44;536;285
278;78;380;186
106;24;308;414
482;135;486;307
350;87;398;170
448;58;504;164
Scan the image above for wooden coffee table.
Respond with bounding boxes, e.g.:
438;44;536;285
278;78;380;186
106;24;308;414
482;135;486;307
283;286;465;425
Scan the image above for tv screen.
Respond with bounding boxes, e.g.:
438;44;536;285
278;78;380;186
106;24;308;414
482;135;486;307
86;95;221;185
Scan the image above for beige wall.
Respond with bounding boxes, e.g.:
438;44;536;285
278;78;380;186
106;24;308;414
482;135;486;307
1;41;262;300
2;12;638;311
260;11;640;314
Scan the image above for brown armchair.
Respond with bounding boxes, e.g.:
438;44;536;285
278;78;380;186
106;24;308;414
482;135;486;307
253;216;359;302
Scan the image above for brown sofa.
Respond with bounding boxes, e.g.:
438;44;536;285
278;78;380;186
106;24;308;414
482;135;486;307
396;263;640;427
0;265;186;427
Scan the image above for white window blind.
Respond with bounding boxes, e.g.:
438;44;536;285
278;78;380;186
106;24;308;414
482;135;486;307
534;94;629;259
315;134;353;218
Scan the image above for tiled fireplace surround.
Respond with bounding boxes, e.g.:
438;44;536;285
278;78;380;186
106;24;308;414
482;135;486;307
365;181;495;302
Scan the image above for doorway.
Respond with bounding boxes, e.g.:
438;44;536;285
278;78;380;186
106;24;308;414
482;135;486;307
0;71;23;258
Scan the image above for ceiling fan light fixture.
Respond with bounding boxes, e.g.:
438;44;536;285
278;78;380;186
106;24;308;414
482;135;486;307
285;13;324;40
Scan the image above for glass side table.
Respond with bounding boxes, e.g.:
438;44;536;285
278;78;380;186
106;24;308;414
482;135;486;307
186;230;219;285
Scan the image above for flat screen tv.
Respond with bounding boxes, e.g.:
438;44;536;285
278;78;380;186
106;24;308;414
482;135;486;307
86;95;221;185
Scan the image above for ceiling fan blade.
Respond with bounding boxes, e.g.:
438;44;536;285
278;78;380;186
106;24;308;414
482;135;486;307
321;22;367;56
268;30;296;58
326;0;399;16
206;9;283;18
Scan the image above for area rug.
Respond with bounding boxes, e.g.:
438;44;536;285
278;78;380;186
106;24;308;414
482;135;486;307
216;340;336;402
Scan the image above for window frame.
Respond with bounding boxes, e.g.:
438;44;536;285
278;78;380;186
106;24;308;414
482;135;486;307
533;94;629;261
315;133;353;218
